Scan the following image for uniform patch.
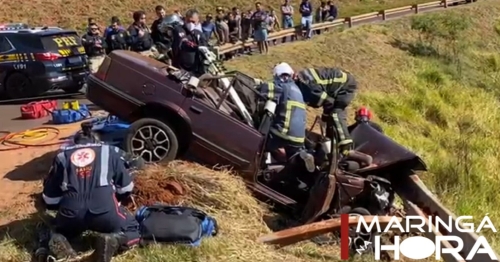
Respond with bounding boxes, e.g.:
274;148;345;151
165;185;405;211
70;148;96;167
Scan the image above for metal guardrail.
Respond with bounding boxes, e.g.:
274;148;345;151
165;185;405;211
215;0;473;57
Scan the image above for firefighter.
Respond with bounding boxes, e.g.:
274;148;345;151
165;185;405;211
171;10;209;75
258;62;315;172
82;23;107;73
42;123;140;262
348;106;384;134
295;67;357;155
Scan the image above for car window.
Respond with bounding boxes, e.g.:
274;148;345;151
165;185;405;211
0;36;14;53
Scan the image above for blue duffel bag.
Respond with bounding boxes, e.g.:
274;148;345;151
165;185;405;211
51;104;91;124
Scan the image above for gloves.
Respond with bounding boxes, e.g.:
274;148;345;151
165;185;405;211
339;142;354;156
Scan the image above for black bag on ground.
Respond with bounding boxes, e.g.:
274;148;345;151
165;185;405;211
136;205;218;246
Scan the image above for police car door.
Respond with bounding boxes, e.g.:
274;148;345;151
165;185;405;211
182;88;263;171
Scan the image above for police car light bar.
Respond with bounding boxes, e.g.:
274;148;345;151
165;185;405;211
0;23;29;30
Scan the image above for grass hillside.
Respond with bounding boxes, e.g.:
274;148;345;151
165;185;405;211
227;0;500;250
1;1;499;262
1;0;433;32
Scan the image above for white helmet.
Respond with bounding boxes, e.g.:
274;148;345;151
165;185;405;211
273;62;294;77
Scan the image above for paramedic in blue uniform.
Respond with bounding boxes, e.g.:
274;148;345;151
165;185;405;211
42;126;140;262
258;62;315;172
295;67;358;156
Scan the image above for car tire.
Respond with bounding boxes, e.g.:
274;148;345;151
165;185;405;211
125;118;179;164
4;72;35;99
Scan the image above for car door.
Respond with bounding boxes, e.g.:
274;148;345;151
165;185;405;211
0;36;16;96
182;95;263;171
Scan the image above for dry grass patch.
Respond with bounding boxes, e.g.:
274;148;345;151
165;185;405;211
1;0;434;33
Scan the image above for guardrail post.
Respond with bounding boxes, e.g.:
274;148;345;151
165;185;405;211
380;10;387;20
412;4;419;14
443;0;448;8
346;17;352;28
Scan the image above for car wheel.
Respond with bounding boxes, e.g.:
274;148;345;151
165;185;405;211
125;118;179;164
63;82;86;94
4;72;35;99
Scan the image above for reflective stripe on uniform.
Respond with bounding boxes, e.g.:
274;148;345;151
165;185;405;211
332;112;346;141
99;145;110;186
42;194;62;205
332;112;353;145
308;68;348;85
271;100;306;143
116;182;134;194
317;91;328;106
57;152;68;191
267;82;275;100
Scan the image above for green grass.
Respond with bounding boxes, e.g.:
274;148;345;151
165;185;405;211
1;1;499;262
227;0;500;251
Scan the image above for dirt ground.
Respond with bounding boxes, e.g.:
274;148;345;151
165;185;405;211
0;122;84;225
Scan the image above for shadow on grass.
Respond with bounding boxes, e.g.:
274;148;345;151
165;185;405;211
388;38;439;57
0;193;93;262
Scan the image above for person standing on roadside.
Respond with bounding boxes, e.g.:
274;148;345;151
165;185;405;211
128;11;154;56
232;7;242;40
281;0;294;29
251;2;269;54
202;14;217;43
104;17;128;53
151;5;168;45
103;16;125;37
300;0;313;39
82;23;107;73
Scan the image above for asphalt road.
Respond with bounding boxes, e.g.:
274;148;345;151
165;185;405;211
0;94;92;133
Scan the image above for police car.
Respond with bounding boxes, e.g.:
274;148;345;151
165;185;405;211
0;23;89;99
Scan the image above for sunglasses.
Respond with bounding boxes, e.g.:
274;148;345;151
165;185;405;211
90;27;98;30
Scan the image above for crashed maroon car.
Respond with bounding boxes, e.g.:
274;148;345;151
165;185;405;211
86;50;427;238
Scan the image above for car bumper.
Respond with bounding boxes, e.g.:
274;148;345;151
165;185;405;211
33;70;89;91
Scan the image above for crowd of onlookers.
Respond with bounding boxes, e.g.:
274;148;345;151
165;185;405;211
84;0;339;58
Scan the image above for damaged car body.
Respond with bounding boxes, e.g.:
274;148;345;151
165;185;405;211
86;50;496;261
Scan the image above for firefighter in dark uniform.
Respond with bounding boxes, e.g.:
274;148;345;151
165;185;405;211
171;10;209;75
258;63;315;172
295;67;357;155
348;106;384;134
42;123;140;262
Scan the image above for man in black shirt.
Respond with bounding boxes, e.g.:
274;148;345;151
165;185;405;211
151;5;170;46
128;11;154;56
82;23;107;73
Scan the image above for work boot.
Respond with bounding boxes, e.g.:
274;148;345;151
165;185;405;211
48;233;77;259
299;150;316;173
91;233;120;262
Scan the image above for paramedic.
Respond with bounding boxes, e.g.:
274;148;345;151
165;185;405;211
258;63;315;172
42;124;140;262
295;67;357;155
82;23;107;73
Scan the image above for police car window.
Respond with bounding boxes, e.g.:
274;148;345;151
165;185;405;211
0;37;14;53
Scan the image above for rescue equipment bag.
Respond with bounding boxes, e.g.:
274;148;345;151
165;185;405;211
51;104;91;124
20;100;57;119
135;205;218;246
